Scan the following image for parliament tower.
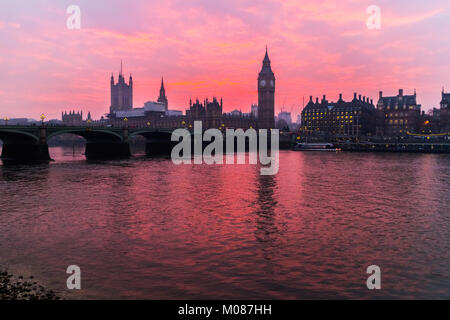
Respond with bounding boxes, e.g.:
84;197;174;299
257;47;275;129
110;61;133;113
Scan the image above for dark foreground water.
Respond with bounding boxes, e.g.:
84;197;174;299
0;146;449;299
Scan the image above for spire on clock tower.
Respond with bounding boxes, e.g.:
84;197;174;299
259;46;273;77
263;45;270;64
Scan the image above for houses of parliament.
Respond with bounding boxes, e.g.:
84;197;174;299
107;49;275;130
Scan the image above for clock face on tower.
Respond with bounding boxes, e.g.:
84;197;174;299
260;80;266;87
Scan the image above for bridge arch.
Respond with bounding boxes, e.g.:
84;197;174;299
47;129;123;143
0;129;40;144
129;129;174;139
0;127;49;161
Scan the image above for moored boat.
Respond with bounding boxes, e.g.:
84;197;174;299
293;142;341;151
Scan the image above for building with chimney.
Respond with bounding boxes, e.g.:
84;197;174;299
300;93;376;139
375;89;421;137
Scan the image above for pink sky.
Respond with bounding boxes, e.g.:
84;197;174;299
0;0;449;120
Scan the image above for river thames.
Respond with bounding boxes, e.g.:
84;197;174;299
0;146;449;299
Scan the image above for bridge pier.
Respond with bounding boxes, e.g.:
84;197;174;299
1;142;51;161
1;126;51;162
85;142;131;159
137;131;177;156
145;141;178;156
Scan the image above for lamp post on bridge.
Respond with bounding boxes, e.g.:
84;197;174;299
40;114;46;126
3;116;9;126
38;114;47;145
123;117;128;128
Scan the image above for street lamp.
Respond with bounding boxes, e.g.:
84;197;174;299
4;116;9;126
87;119;92;126
147;121;151;127
40;114;46;125
123;117;128;128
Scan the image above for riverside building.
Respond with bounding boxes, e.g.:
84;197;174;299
375;89;421;137
300;93;376;140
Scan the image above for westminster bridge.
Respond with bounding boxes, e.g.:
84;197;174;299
0;125;178;161
3;125;447;161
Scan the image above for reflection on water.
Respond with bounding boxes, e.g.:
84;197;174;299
0;146;449;299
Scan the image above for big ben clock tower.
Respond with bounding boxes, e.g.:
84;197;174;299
258;47;275;129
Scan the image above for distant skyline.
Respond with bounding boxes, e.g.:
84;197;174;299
0;0;449;120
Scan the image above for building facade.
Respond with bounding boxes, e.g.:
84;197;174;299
110;64;133;113
109;100;180;128
375;89;421;137
440;89;450;132
61;110;93;125
186;97;222;129
300;93;376;139
185;97;258;129
62;111;83;125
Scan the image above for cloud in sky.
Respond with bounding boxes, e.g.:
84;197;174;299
0;0;449;120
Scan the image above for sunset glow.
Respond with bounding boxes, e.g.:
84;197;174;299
1;0;449;120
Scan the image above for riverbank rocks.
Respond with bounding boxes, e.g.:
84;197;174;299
0;269;60;300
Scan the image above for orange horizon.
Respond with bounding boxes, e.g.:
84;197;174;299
0;1;449;120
